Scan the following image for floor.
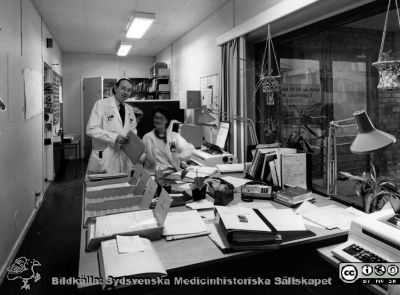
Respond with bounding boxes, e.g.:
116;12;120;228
0;160;86;295
0;160;375;295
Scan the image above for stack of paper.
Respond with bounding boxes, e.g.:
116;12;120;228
295;201;366;230
86;182;131;192
165;166;218;182
221;176;252;188
162;210;209;241
186;199;214;210
216;163;245;173
87;173;128;181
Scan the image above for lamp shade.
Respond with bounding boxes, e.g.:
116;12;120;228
197;107;216;125
350;110;396;154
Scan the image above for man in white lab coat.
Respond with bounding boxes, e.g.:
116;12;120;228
86;78;139;174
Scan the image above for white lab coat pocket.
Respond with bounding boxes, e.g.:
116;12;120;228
103;114;119;132
87;150;105;173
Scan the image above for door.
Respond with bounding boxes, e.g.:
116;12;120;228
83;77;103;159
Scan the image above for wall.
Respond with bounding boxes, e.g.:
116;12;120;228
62;53;154;137
0;0;62;280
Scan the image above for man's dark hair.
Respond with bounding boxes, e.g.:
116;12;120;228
112;78;133;94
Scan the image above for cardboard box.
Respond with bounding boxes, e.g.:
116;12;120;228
157;68;170;77
180;90;201;109
158;84;170;92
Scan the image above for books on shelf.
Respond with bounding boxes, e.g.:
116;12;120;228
99;237;166;290
247;147;298;188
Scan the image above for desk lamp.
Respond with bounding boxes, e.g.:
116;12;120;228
197;105;259;146
327;110;396;197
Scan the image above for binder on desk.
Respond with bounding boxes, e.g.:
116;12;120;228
214;206;316;251
99;238;166;290
215;206;282;250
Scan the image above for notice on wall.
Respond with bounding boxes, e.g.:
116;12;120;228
24;68;43;120
281;84;321;105
8;54;24;122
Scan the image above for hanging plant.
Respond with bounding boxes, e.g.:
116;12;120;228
238;24;281;104
372;0;400;91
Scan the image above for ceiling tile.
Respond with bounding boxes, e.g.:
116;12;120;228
32;0;230;56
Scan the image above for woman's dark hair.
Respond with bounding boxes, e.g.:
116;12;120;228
112;78;133;94
153;107;171;126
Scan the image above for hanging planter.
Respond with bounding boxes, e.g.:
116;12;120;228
262;24;281;105
372;0;400;91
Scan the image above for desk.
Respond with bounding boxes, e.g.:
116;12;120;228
78;177;349;293
54;134;80;178
317;244;387;295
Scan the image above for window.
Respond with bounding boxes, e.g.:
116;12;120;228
254;2;400;206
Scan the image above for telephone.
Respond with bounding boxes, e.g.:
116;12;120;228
207;178;234;206
241;181;272;201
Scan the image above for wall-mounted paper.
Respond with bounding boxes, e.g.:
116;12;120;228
24;68;43;120
8;54;24;122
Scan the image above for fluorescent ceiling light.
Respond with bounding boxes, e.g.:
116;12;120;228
126;12;155;39
117;42;132;56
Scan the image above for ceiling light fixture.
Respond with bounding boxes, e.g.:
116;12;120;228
117;41;132;56
126;12;155;39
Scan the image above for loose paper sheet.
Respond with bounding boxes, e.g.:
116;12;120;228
259;208;307;231
116;235;146;253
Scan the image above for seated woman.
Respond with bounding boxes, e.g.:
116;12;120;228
140;107;195;174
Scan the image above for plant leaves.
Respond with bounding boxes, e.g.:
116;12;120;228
339;171;366;181
181;169;189;180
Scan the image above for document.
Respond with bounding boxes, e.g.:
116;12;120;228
186;199;214;210
296;203;366;230
86;182;131;192
215;206;271;232
259;208;307;231
163;210;209;236
99;238;166;290
221;176;252;188
230;202;275;209
95;210;158;237
216;163;244;173
215;122;230;149
87;173;128;181
281;153;307;189
116;235;146;253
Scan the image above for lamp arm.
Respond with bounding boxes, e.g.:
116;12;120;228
208;108;259;145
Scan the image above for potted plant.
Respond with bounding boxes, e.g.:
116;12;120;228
340;167;400;213
282;103;326;153
181;168;207;201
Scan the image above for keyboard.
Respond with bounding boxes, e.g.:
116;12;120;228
343;243;388;263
